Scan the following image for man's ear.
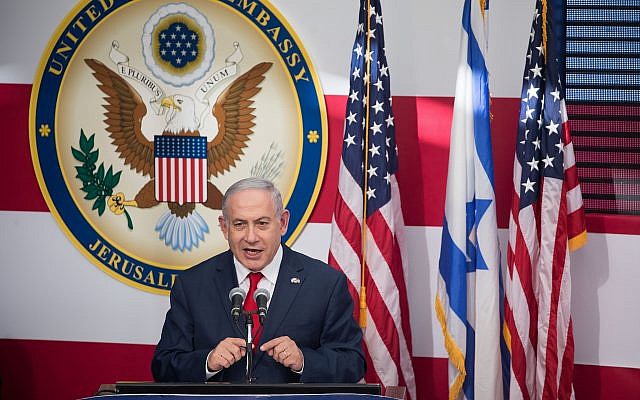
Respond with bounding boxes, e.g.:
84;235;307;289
279;209;290;236
218;215;229;240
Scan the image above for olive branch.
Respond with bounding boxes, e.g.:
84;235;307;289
72;129;133;229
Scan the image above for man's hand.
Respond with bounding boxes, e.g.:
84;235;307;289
207;337;247;372
260;336;303;372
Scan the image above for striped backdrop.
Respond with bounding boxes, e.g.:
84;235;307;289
1;1;639;399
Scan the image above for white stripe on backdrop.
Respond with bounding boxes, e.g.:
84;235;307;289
1;211;640;369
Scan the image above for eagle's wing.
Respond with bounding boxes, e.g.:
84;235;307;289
207;62;273;177
84;58;155;177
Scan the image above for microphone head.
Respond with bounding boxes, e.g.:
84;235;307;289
229;287;246;319
254;287;270;325
229;287;246;302
254;287;270;303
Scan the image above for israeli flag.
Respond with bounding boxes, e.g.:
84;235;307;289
435;0;506;399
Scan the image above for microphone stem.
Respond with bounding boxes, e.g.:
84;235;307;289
246;315;253;383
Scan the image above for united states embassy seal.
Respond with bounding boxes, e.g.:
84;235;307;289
29;0;327;294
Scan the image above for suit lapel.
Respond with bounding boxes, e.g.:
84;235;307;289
210;250;240;329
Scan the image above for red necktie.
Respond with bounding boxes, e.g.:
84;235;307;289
244;272;264;347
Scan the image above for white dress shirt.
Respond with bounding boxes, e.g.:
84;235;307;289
233;244;282;308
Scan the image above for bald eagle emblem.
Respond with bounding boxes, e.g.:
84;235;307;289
82;58;272;251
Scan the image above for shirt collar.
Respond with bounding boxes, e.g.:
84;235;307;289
233;244;283;286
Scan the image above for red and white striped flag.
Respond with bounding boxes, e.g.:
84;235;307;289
504;1;587;398
154;135;208;205
328;0;416;398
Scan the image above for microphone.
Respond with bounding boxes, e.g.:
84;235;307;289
229;287;246;320
253;287;270;325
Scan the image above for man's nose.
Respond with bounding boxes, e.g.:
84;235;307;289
244;224;258;242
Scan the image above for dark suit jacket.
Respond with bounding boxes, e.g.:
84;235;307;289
151;245;365;383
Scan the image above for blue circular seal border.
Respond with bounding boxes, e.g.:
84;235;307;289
29;0;328;294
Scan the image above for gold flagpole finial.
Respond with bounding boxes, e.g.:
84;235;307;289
541;0;548;58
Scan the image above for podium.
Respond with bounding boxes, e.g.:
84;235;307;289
88;383;405;400
115;383;381;395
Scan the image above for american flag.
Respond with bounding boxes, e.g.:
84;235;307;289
154;135;208;205
435;0;507;399
504;1;587;399
328;0;416;398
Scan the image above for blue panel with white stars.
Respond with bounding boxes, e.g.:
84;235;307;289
343;0;398;217
158;22;200;68
154;136;207;159
516;1;566;210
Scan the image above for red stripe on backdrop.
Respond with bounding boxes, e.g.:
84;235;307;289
570;119;640;133
307;95;350;223
2;83;640;234
313;95;513;227
0;339;154;400
566;103;640;117
0;339;637;400
573;363;640;399
0;83;48;212
309;95;469;226
397;96;451;228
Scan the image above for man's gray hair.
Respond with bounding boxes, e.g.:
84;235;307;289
221;177;284;220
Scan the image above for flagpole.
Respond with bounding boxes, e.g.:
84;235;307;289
542;0;548;56
359;0;372;329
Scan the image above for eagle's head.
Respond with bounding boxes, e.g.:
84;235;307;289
161;94;199;135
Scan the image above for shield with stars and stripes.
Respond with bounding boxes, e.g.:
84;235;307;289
154;135;208;205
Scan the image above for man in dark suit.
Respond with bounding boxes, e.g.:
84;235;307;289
152;177;365;383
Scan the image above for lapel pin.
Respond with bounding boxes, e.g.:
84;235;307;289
290;277;301;284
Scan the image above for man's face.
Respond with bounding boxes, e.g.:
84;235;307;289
218;188;289;271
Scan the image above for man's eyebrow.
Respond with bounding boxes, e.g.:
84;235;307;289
231;217;271;223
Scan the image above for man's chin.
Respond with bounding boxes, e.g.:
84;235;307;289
240;257;267;271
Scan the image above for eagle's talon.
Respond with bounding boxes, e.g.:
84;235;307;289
108;192;136;215
108;193;125;214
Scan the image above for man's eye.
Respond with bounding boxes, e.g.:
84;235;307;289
233;222;246;229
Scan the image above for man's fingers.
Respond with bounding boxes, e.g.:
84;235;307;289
222;338;248;359
218;352;230;369
210;337;249;370
223;337;247;351
279;347;301;370
261;340;284;358
259;336;302;369
260;337;283;351
228;337;247;347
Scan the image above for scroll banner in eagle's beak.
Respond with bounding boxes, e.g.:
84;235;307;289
195;42;243;105
108;40;167;115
